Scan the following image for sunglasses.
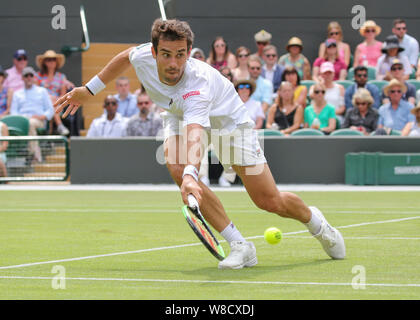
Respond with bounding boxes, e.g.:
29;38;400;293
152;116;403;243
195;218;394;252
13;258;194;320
391;66;403;71
250;66;261;70
329;32;340;36
314;90;326;94
238;84;251;89
44;58;57;62
257;42;268;46
389;90;402;94
23;74;34;78
105;101;117;106
238;54;249;58
16;56;28;61
356;73;368;78
265;54;277;58
364;29;376;33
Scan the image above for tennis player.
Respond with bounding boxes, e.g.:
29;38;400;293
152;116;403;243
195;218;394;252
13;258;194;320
55;19;345;269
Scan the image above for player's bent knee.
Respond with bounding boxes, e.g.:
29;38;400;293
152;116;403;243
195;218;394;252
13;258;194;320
254;193;288;217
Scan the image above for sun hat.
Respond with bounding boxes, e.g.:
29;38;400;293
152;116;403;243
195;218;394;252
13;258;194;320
36;50;66;69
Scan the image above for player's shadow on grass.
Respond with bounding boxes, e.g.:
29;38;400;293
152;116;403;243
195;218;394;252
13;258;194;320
184;258;333;281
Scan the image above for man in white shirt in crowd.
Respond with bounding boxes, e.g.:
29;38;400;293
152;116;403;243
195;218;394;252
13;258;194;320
87;95;127;137
392;19;419;69
55;18;345;269
113;76;138;117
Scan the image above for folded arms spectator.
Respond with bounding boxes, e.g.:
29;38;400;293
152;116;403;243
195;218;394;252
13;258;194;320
342;88;379;135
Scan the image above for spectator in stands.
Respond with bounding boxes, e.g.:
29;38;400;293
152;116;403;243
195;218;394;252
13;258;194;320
342;88;379;135
248;55;273;113
0;121;8;178
345;66;381;110
190;48;206;61
416;58;420;80
206;37;237;71
318;21;351;67
266;81;303;135
0;66;13;118
261;45;284;93
313;39;347;82
219;66;234;82
126;92;162;136
401;102;420;136
3;49;28;92
278;37;311;80
380;58;416;106
10;66;54;162
313;62;345;124
281;66;308;109
304;82;336;134
112;76;138;118
231;47;251;81
235;79;264;129
353;20;383;68
35;50;70;135
376;35;412;81
252;30;272;64
392;19;419;70
375;79;414;134
87;95;127;137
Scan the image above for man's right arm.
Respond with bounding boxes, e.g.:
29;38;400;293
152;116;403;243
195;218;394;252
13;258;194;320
54;46;136;117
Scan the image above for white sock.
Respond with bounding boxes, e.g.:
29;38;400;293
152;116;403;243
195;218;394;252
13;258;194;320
220;222;246;245
305;208;322;235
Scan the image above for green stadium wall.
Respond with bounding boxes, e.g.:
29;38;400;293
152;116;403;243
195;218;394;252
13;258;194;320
70;137;420;184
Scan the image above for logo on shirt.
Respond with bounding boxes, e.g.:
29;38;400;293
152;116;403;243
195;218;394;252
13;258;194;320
182;90;200;100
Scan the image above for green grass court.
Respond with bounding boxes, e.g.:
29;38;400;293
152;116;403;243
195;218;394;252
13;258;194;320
0;190;419;299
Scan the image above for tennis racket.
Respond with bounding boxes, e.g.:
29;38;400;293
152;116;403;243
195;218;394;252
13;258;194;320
182;194;226;261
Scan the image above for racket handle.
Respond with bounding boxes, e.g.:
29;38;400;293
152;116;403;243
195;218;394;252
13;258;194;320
187;194;199;210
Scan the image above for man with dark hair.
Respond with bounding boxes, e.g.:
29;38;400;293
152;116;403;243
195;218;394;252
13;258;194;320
392;19;419;69
55;18;345;269
345;66;380;110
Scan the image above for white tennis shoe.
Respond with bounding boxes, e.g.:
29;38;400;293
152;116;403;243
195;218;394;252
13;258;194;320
218;241;257;269
310;206;346;259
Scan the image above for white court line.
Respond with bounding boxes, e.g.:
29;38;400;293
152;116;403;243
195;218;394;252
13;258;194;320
0;275;419;288
0;216;419;271
286;236;420;240
1;208;419;216
2;183;420;192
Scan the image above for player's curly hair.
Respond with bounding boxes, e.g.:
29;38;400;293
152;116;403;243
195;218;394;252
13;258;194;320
151;19;194;52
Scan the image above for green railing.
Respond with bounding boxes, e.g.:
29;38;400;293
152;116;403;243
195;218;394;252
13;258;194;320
61;5;90;57
0;136;69;182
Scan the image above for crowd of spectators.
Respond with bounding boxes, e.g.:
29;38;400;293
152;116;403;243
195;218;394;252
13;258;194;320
181;17;420;137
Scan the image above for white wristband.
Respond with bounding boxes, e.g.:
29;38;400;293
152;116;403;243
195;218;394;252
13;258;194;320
182;165;199;182
85;75;106;96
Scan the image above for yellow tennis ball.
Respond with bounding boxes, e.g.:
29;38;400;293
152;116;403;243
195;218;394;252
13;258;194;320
264;227;282;244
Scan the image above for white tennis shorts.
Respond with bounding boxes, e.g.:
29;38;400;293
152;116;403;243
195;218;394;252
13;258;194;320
162;113;266;169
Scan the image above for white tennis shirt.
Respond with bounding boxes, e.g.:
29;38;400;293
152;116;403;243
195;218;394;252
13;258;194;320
129;43;253;134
